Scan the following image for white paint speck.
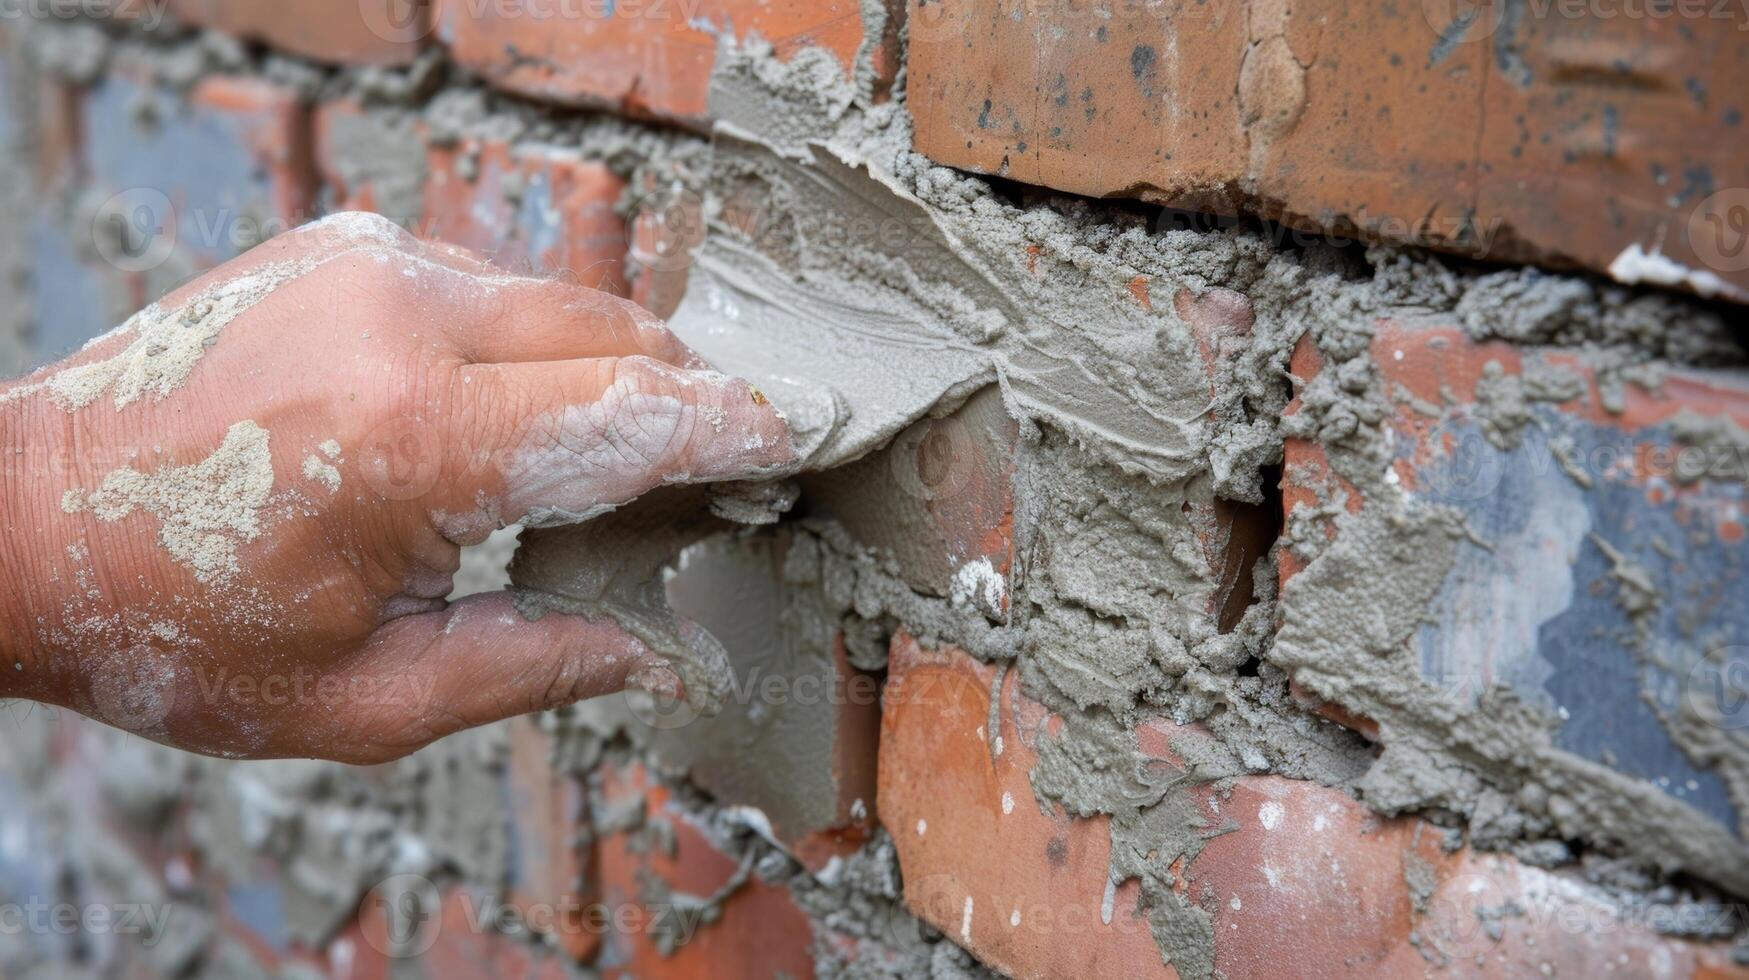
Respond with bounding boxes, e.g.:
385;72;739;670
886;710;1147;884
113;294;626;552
1258;800;1285;831
1608;242;1748;302
950;558;1007;616
960;896;974;943
1009;908;1021;928
916;819;927;836
1100;877;1116;925
1229;895;1242;911
1001;792;1015;815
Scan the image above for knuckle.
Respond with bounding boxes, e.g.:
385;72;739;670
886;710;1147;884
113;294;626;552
294;210;416;256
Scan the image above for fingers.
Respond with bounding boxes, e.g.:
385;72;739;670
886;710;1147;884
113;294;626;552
448;356;796;530
286;592;676;764
447;276;704;368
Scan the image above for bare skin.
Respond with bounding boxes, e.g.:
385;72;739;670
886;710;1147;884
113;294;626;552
0;213;795;763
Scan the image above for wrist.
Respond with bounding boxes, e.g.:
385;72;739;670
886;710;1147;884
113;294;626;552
0;394;62;702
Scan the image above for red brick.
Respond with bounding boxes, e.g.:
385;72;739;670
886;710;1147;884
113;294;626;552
81;72;316;270
592;761;817;978
34;79;80;194
879;635;1749;979
313;98;430;230
435;0;898;125
502;716;598;962
424;137;628;294
423;887;576;980
625;174;703;320
1280;319;1749;841
168;0;430;67
908;0;1749;303
804;386;1021;614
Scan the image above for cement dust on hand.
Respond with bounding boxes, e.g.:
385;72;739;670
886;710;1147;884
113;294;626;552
1;258;313;411
62;420;277;584
304;439;344;492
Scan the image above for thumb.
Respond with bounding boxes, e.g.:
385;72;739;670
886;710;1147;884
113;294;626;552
285;592;677;764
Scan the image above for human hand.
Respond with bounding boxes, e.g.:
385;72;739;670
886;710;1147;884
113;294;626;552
0;212;794;762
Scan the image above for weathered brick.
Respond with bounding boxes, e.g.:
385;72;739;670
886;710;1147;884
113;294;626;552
880;635;1749;979
168;0;431;67
435;0;898;125
418;886;576;979
313;98;428;228
501;716;598;962
1282;321;1749;831
424;137;628;294
33;80;79;195
592;761;817;978
805;386;1021;617
29;203;139;357
625;175;703;320
908;0;1749;303
80;72;315;274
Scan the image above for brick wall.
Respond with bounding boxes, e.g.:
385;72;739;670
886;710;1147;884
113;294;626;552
2;3;1748;979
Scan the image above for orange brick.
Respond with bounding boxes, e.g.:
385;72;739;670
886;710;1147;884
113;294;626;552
424;137;628;294
1280;319;1749;845
424;887;577;980
502;716;598;962
435;0;898;124
169;0;430;67
879;635;1749;979
805;386;1021;613
592;761;817;978
908;0;1749;303
625;175;704;320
